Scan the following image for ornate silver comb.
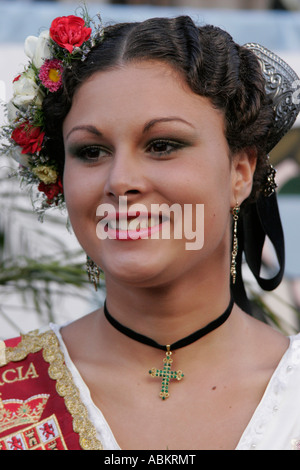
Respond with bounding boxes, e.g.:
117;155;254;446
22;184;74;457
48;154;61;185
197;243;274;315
244;43;300;153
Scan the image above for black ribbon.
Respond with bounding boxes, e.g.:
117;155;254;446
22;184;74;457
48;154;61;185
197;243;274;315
104;293;234;351
231;191;285;314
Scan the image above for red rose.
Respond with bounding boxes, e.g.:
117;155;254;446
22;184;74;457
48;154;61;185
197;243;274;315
38;178;63;204
11;122;45;155
50;15;92;53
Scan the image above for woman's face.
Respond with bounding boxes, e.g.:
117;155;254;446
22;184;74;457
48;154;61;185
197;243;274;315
63;61;253;287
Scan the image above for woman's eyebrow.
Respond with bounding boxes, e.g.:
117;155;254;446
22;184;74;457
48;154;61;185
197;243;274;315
143;117;195;133
66;118;195;140
66;125;102;140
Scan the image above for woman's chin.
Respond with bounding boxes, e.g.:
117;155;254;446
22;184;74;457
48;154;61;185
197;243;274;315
104;259;173;288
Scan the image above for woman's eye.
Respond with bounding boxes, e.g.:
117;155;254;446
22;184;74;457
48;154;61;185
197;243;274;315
147;140;184;157
75;145;110;161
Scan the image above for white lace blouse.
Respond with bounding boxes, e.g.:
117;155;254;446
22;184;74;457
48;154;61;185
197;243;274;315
50;324;300;450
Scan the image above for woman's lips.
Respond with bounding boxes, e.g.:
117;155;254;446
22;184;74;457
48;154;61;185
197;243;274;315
98;212;169;240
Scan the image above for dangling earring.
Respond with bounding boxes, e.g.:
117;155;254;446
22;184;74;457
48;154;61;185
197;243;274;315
86;255;101;291
230;202;240;285
263;159;277;197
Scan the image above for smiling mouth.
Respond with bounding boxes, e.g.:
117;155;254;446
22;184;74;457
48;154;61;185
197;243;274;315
98;213;169;240
108;214;161;230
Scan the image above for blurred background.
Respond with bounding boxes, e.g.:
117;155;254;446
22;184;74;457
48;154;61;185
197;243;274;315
0;0;300;339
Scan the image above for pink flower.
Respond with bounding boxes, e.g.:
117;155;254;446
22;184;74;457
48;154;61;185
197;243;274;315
39;59;63;92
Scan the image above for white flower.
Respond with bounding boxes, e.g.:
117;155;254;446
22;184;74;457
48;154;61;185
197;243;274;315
6;100;20;123
24;30;51;69
12;68;44;109
8;145;30;168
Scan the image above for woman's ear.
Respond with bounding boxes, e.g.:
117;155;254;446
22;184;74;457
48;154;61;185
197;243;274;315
230;148;257;206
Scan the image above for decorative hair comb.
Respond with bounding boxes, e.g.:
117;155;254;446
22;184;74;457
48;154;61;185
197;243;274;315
244;43;300;154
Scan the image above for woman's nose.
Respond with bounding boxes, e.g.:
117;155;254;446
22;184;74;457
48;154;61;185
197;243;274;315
103;149;148;201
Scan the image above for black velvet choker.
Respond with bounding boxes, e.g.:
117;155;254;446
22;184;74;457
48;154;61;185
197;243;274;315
103;294;234;400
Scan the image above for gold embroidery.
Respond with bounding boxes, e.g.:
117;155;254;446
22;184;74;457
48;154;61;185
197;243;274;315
0;362;39;386
1;330;103;450
0;394;49;433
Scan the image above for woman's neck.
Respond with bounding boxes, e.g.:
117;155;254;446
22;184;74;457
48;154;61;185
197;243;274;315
103;266;232;348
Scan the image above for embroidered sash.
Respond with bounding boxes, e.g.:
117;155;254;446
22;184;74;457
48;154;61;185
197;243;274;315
0;330;102;450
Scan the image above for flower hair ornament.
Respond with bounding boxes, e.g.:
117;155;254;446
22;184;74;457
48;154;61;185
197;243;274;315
1;8;104;219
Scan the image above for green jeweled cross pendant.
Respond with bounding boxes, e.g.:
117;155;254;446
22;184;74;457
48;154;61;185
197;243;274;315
149;346;184;400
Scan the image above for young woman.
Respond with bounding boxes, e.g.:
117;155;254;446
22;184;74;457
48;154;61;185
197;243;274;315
1;12;299;451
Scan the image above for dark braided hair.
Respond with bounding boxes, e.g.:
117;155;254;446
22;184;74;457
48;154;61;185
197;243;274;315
43;16;274;205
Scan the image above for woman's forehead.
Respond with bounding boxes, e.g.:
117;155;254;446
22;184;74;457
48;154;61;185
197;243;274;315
64;61;224;134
